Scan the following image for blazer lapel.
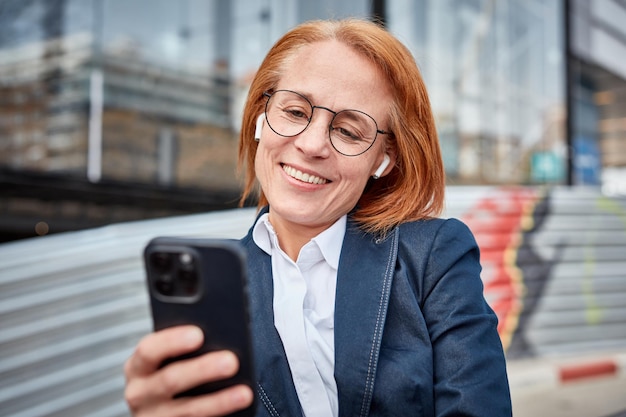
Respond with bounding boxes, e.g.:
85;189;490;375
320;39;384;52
242;235;302;417
334;223;399;417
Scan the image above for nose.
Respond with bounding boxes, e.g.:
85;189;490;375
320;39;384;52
293;107;333;157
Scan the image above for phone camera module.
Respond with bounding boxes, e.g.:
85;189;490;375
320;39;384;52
149;249;200;298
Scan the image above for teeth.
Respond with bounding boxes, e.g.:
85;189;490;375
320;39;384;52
282;165;328;184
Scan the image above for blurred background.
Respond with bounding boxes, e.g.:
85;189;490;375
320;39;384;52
1;0;626;416
1;0;625;242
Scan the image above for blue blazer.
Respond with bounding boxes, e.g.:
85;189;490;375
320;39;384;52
241;210;512;417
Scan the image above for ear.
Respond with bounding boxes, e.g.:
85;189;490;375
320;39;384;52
372;154;390;179
372;150;396;179
254;113;265;142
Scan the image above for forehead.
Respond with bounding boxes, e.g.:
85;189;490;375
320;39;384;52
276;40;392;117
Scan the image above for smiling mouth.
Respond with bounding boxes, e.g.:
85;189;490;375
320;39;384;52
282;164;329;185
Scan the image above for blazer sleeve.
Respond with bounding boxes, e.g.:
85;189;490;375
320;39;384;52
420;218;512;416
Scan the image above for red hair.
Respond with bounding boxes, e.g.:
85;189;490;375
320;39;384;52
238;19;444;235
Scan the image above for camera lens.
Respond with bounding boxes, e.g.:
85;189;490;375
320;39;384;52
155;274;174;295
151;252;172;272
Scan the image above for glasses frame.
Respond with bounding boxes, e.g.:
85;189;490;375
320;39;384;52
262;90;389;157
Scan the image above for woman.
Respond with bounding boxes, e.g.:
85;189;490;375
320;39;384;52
124;18;512;417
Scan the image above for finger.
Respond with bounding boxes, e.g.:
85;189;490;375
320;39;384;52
157;384;255;417
125;325;203;379
147;350;240;401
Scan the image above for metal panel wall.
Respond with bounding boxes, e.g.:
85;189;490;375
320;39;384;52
0;208;257;417
1;187;625;416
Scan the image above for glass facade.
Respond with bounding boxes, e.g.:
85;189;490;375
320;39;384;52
1;0;625;239
569;0;626;193
0;0;372;191
388;0;566;184
0;0;239;190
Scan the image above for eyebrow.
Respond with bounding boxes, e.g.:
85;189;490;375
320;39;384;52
288;89;316;104
285;88;370;115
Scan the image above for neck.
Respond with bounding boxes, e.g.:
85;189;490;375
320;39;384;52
268;214;330;262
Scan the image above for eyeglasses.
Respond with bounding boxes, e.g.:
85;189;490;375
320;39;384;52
263;90;389;156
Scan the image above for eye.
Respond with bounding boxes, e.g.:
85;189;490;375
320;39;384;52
331;119;372;143
331;125;363;142
283;107;310;120
330;110;376;144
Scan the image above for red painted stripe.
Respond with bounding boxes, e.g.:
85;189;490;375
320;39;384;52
559;360;618;383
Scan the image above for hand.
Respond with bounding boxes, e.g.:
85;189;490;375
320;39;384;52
124;325;254;417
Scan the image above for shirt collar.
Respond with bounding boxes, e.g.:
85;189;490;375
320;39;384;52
312;215;346;270
252;212;274;256
252;212;346;270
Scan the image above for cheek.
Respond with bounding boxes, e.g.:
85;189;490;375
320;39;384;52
253;140;283;197
253;146;270;194
342;157;378;184
254;142;272;176
338;165;374;198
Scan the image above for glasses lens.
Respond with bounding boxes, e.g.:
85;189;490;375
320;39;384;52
330;110;378;156
266;91;312;137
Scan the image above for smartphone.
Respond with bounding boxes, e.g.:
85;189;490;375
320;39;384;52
143;237;256;416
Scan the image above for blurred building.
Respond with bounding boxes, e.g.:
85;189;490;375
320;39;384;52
568;0;626;193
1;0;625;242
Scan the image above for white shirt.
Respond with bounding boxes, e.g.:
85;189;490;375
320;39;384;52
253;213;346;417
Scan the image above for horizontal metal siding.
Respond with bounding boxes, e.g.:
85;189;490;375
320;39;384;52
1;187;625;416
474;187;626;357
0;208;257;417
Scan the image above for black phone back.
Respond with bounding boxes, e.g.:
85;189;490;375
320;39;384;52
144;236;256;416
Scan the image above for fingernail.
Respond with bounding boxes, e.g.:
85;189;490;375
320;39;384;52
184;327;203;345
231;386;253;406
218;352;237;373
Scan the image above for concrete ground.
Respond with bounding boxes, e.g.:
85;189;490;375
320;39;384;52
508;351;626;417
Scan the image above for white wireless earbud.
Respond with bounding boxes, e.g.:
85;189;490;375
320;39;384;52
254;113;265;142
373;154;391;179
